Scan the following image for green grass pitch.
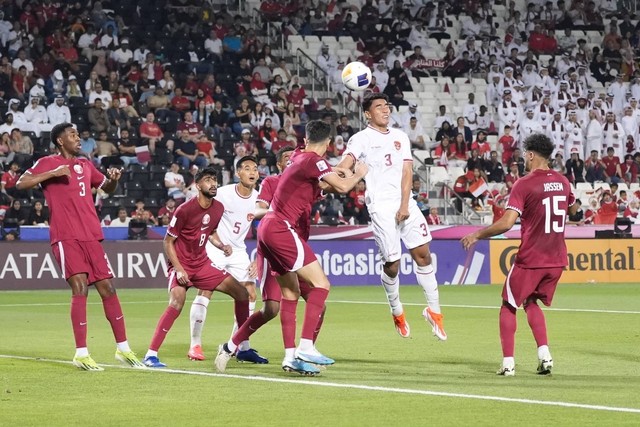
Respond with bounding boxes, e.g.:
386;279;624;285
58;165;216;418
1;284;639;426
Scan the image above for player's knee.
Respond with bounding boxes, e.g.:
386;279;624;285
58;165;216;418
383;262;399;277
262;301;280;320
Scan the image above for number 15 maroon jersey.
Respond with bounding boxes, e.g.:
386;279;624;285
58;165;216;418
506;169;576;269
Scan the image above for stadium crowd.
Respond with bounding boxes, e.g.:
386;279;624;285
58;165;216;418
1;0;640;239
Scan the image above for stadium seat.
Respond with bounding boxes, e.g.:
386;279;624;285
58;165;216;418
429;166;450;184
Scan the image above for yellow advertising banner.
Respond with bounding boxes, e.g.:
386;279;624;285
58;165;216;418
490;239;640;284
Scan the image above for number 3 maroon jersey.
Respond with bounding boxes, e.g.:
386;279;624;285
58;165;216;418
506;169;576;268
27;156;107;244
166;196;224;271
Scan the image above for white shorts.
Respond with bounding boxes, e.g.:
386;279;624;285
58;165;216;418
206;243;253;283
370;203;432;263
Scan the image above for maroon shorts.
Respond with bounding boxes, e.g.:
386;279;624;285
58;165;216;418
502;264;563;308
258;248;312;302
257;216;317;276
52;240;114;284
168;262;230;292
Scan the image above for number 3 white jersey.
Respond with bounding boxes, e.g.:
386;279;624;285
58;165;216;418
343;126;414;213
212;184;258;251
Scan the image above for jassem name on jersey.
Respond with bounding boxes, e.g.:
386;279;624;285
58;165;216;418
543;182;564;192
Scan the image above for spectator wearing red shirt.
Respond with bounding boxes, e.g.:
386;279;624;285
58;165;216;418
492;197;507;223
528;25;547;53
176;112;204;141
1;161;29;200
259;119;278;151
158;198;177;221
139;112;174;153
504;162;520;191
20;4;38;33
36;0;61;29
270;129;295;153
287;84;307;117
601;147;623;184
621;154;638;184
12;66;28;101
170;87;191;112
470;131;491;159
499;125;517;165
345;180;370;224
426;207;442;225
596;191;618;224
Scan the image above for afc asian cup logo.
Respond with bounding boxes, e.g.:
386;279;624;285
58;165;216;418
247;213;255;222
394;141;401;151
73;164;84;174
202;214;211;225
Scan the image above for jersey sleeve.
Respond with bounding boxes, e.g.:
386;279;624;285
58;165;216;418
257;177;276;205
343;133;364;163
401;133;412;161
88;160;108;189
310;157;334;181
166;205;186;238
26;156;52;175
505;179;526;216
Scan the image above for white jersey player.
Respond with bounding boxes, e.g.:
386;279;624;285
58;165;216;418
337;93;446;341
187;156;267;364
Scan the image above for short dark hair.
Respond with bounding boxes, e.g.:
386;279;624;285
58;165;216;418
235;155;257;170
195;166;218;183
276;146;295;162
51;122;74;147
362;93;389;112
305;120;332;144
522;133;554;159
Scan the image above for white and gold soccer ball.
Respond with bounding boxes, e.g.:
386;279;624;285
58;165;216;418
341;61;372;91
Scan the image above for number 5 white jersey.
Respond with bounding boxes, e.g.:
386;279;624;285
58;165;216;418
343;126;414;213
212;184;258;251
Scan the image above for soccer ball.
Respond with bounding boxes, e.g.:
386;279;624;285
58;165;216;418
341;61;372;91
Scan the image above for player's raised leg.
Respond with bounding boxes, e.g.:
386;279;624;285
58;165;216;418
144;281;187;368
188;289;212;361
411;244;446;341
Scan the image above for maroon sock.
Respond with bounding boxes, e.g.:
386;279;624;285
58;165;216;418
70;295;88;349
149;306;180;352
301;288;329;341
232;311;268;346
313;306;326;344
524;302;548;347
499;303;517;358
280;298;298;349
234;300;249;328
102;294;127;343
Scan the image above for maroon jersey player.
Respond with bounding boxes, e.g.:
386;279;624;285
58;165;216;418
143;167;250;368
462;133;577;377
214;120;367;375
16;122;145;371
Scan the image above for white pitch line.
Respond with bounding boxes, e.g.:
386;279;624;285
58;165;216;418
1;299;639;315
1;354;639;415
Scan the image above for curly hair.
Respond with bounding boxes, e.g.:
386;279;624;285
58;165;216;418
522;133;554;159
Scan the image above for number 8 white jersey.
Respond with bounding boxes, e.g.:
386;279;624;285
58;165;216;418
213;184;258;251
343;126;414;213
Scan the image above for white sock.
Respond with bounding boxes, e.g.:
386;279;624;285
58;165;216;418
298;338;314;353
226;339;237;353
145;350;158;358
503;356;515;368
381;271;403;316
284;348;295;362
235;301;257;352
116;340;131;352
190;295;210;348
416;265;441;313
238;340;250;352
537;345;551;360
249;300;256;315
75;347;89;357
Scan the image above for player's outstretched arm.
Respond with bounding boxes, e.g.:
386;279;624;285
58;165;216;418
254;201;270;219
16;165;70;190
101;167;123;194
336;153;355;171
461;209;519;250
322;161;368;194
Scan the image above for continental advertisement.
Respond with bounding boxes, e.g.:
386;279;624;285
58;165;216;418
490;239;640;284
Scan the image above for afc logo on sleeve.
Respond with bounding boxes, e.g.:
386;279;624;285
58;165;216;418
316;160;328;172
